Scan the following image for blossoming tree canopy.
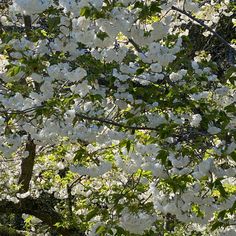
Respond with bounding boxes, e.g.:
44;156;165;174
0;0;235;235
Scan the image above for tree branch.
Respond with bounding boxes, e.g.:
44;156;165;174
23;15;32;38
76;113;158;131
0;195;85;236
128;38;143;53
1;106;159;131
18;135;36;193
171;6;236;54
0;225;26;236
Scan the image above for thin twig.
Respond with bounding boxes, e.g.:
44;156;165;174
23;15;32;38
128;38;143;53
0;105;157;131
76;113;157;131
0;105;44;115
18;135;36;193
171;6;236;54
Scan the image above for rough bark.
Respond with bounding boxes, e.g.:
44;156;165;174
0;225;26;236
0;196;85;236
23;15;32;38
18;136;36;193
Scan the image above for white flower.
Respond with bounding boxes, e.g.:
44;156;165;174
158;54;176;67
190;91;209;101
184;0;199;12
182;191;194;203
232;19;236;26
90;0;103;9
207;124;221;135
30;73;43;83
72;17;90;31
120;209;156;234
226;142;236;154
190;114;202;127
163;202;179;215
0;116;5;126
191;61;199;70
192;158;214;179
150;63;162;73
220;229;236;236
199;158;214;175
151;22;169;40
66;67;87;82
169;70;186;82
169;72;181;82
57;162;65;170
147;114;167;128
12;0;52;15
168;155;190;168
215;87;229;95
70;81;91;97
70;161;112;177
9;197;20;204
16;192;30;199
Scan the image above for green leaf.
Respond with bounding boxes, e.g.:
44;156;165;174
225;66;236;84
96;225;106;234
136;67;145;75
211;221;224;231
74;148;87;162
229;201;236;214
149;2;161;14
48;17;60;32
218;210;226;219
40;29;48;37
213;179;228;198
115;204;124;214
86;209;98;221
97;31;109;40
80;7;91;18
224;104;236;113
230;152;236;162
157;150;168;165
126;140;131;152
115;226;126;236
7;65;21;77
134;1;144;8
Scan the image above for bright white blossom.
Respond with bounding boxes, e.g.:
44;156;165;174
190;114;202;127
207;124;221;135
120;209;156;234
12;0;52;14
0;0;235;235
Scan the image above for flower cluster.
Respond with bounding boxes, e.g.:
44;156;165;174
0;0;235;235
